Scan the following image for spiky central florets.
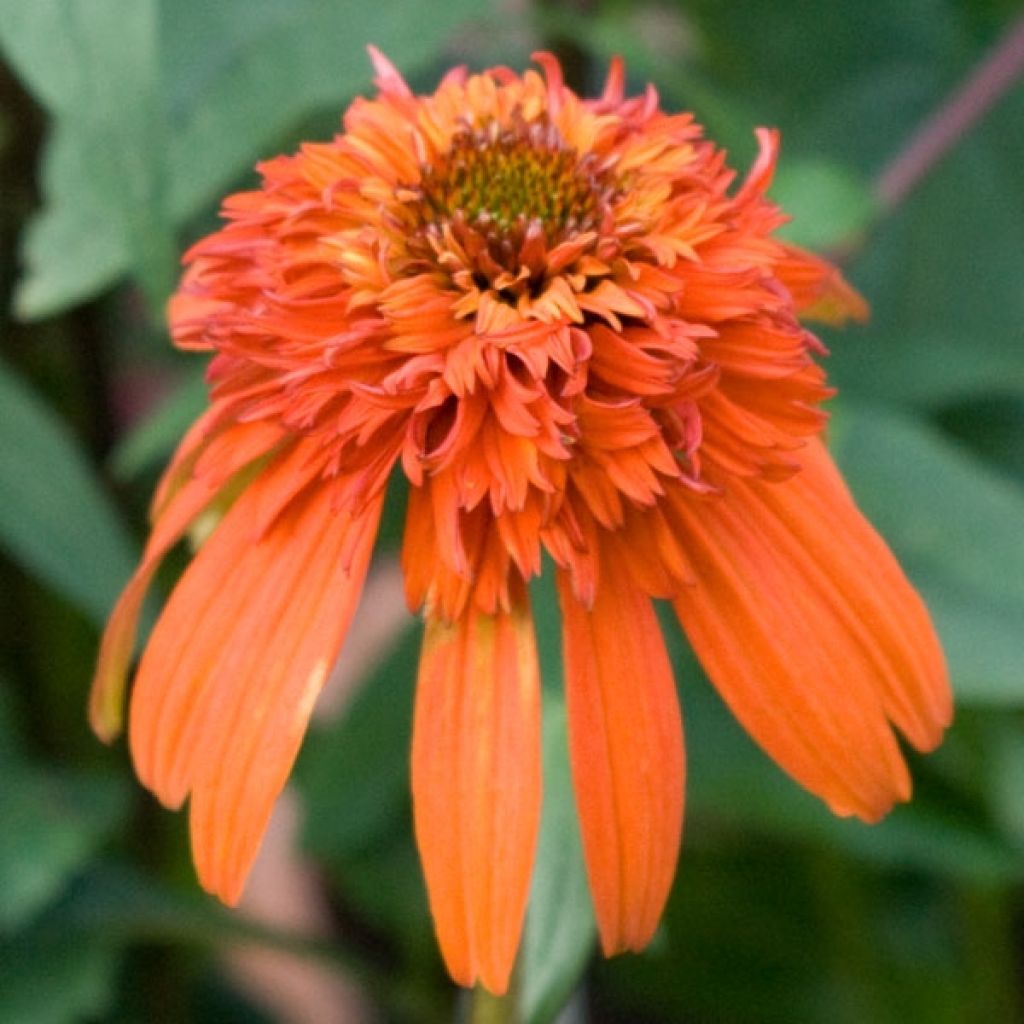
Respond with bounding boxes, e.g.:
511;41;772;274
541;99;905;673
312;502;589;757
417;116;612;241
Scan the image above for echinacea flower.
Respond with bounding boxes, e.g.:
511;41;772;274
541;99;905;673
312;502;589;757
91;50;952;994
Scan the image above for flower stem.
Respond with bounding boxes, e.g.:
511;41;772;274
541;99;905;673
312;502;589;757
468;971;521;1024
875;13;1024;212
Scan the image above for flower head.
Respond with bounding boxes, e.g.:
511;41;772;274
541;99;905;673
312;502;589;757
91;51;951;994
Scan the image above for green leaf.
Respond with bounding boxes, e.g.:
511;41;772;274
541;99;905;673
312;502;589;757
986;720;1024;850
829;404;1024;705
0;360;137;623
848;88;1024;359
0;929;119;1024
828;330;1024;407
0;863;362;1024
522;696;595;1024
51;865;343;964
0;671;25;764
297;620;419;860
0;0;176;317
162;0;497;222
0;766;129;929
1;0;496;319
772;159;877;250
109;367;208;480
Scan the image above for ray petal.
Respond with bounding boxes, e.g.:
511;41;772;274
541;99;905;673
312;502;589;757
557;560;684;956
89;420;283;741
129;450;383;904
669;439;950;822
411;599;542;993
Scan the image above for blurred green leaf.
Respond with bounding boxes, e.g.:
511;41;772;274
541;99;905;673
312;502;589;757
0;0;176;317
939;397;1024;481
522;696;595;1024
53;865;342;963
851;87;1024;352
987;720;1024;848
682;665;1022;885
772;159;877;249
0;862;365;1023
163;0;496;221
0;766;129;929
826;804;1021;883
686;0;968;163
0;672;25;763
1;0;495;318
830;404;1024;704
109;367;208;480
297;621;419;859
829;330;1024;407
0;930;119;1024
0;360;136;623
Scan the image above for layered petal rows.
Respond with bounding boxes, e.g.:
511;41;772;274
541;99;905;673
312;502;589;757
92;50;951;993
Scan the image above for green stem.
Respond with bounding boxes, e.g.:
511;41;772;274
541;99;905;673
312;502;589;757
468;971;521;1024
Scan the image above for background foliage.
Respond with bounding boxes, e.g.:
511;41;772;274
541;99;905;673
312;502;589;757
1;1;1022;1021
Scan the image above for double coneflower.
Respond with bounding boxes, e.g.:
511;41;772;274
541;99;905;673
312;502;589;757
91;51;951;994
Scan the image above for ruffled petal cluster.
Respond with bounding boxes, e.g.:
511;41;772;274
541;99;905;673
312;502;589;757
91;50;950;994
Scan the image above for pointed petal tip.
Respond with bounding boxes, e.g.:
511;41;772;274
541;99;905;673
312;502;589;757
89;573;156;749
202;872;244;909
596;915;661;959
735;126;781;203
472;968;512;998
367;45;412;98
601;55;626;105
88;692;122;745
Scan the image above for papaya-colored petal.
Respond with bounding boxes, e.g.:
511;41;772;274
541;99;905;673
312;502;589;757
734;126;780;205
411;598;542;994
763;439;950;743
89;418;283;742
776;242;869;325
669;439;950;822
556;558;684;957
128;448;383;905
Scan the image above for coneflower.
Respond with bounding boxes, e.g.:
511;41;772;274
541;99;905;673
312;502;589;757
91;50;951;994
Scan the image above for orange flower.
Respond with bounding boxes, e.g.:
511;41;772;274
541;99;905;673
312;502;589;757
91;51;951;994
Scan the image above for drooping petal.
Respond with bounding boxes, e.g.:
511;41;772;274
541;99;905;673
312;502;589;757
411;598;542;994
776;242;869;325
89;418;283;741
755;439;950;745
129;446;383;905
669;439;950;822
556;559;684;956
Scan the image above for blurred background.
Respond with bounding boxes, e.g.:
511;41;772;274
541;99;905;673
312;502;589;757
1;1;1022;1021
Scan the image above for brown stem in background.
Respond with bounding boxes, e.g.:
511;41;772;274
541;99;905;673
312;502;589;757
874;13;1024;212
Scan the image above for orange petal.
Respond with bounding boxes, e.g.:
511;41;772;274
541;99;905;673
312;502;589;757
411;599;542;994
89;419;283;742
129;452;383;905
556;559;684;957
735;126;780;205
669;439;950;822
776;242;869;325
